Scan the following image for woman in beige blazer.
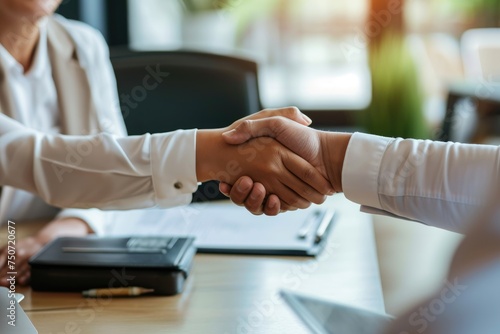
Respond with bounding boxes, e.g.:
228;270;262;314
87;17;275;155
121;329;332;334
0;1;331;286
0;0;128;286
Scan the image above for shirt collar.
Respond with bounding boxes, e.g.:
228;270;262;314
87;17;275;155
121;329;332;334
0;18;49;78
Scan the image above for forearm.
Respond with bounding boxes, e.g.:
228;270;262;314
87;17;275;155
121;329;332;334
57;208;110;236
195;129;226;182
36;217;92;245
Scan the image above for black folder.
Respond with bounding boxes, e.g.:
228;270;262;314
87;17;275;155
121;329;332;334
29;236;196;296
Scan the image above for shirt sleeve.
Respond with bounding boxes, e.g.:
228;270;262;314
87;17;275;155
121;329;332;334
0;114;199;210
342;132;500;233
56;26;130;234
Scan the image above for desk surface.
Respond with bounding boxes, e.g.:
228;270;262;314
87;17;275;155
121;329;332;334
11;195;383;334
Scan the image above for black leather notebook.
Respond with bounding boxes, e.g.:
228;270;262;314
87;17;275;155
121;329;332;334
29;236;196;295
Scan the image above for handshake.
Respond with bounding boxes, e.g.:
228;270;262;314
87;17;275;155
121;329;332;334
195;107;352;216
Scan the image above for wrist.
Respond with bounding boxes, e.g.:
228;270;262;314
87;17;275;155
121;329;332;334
36;218;90;245
319;132;352;193
196;129;225;182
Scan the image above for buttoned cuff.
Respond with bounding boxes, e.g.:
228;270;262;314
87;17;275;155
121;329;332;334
150;129;199;207
342;132;393;209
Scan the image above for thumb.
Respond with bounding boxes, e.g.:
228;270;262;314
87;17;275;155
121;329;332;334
222;119;281;145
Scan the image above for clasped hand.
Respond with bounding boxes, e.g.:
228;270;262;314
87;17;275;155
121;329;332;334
220;110;352;215
196;107;334;213
198;107;351;215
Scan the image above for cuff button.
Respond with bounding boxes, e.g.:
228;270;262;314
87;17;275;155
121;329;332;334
174;182;183;190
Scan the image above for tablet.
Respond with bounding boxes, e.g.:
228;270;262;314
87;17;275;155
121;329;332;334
280;289;394;334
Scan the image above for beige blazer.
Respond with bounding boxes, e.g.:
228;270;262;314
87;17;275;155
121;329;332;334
0;16;121;227
0;17;102;136
0;16;198;215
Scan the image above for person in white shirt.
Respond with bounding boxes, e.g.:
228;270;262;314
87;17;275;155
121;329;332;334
218;116;500;334
219;116;499;228
0;0;331;286
0;0;122;286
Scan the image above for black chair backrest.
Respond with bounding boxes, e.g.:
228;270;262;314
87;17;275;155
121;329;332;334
111;50;262;202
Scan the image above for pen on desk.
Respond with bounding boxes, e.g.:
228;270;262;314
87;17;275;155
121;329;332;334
82;287;155;298
314;209;336;244
297;211;321;239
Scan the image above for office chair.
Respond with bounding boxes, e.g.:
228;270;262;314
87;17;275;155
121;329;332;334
110;50;262;201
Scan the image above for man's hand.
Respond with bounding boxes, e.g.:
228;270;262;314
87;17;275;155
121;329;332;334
219;116;352;215
216;107;316;215
196;127;333;211
0;217;91;286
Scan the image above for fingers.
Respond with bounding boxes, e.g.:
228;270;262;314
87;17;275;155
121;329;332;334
277;157;329;205
263;195;281;216
242;183;267;215
223;116;290;145
220;177;287;216
225;177;253;205
0;249;6;286
228;179;267;215
282;152;333;199
219;182;231;197
252;107;311;125
0;237;43;287
0;248;6;271
17;267;31;286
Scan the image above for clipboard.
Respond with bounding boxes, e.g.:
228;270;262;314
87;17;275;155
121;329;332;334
105;202;337;257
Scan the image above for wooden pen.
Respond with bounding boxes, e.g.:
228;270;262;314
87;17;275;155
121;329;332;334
82;287;155;298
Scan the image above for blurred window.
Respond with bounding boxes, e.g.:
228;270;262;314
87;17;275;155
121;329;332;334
127;0;372;112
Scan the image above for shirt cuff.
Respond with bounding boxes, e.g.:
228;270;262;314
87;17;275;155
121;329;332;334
150;129;199;207
342;132;393;209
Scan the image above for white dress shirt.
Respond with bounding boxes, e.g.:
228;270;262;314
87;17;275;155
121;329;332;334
343;132;500;233
341;133;500;334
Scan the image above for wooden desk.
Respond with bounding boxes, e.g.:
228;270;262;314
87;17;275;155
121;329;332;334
9;195;383;334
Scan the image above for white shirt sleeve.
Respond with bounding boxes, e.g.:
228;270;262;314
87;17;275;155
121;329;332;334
54;22;130;234
0;114;199;210
342;132;500;233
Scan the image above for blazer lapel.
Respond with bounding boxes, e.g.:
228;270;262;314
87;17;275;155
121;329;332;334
0;56;15;118
0;56;15;216
46;18;100;135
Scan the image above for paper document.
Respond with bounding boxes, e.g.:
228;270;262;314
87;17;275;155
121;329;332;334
105;201;335;255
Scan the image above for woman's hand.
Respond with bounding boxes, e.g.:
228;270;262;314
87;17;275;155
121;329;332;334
0;217;91;286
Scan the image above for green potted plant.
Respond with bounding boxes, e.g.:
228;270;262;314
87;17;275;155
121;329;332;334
449;0;500;27
361;33;429;139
